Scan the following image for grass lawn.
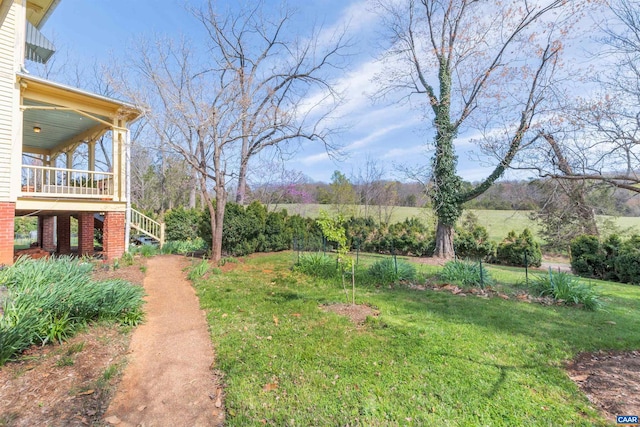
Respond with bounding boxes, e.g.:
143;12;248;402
194;252;640;426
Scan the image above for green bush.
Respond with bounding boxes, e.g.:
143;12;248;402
530;270;602;310
367;258;416;284
164;207;203;241
495;228;541;267
362;218;434;256
293;253;338;279
200;202;305;256
570;235;606;279
454;226;495;260
440;259;493;288
614;235;640;284
0;257;145;365
260;211;291;252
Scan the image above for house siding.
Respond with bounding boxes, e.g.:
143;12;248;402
0;3;16;202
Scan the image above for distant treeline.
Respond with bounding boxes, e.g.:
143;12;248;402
247;179;640;216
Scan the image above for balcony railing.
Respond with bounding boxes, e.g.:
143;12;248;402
21;165;115;199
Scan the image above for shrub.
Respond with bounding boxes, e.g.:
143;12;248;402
260;211;291;252
495;228;541;267
221;202;263;256
294;253;338;279
614;235;640;284
367;258;416;284
454;227;495;260
362;218;434;256
164;207;202;241
530;270;602;310
570;235;606;279
440;259;493;288
0;257;145;365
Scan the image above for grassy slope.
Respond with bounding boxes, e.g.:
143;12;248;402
195;252;639;426
274;204;640;242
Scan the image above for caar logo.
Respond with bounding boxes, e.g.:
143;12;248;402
617;415;639;425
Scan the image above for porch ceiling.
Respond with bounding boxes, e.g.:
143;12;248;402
18;73;142;155
23;99;109;153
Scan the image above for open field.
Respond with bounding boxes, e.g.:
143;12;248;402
273;204;640;242
194;252;640;426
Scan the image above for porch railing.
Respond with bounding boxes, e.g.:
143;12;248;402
21;165;115;199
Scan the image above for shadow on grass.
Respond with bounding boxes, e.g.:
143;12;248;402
375;287;640;353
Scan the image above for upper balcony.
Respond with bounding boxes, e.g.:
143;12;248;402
16;73;141;209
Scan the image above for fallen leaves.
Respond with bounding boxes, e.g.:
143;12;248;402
262;383;278;392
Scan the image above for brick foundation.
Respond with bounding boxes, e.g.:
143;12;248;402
57;214;71;255
77;212;95;257
0;202;15;265
40;215;56;252
103;211;126;260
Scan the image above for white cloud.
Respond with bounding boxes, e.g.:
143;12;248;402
298;151;330;166
382;144;427;159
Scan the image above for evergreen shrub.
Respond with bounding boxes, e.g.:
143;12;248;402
495;228;541;267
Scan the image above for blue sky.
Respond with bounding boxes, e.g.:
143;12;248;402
38;0;593;184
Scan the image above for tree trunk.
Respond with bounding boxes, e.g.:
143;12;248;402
433;220;455;259
211;193;226;262
207;200;219;261
189;170;197;209
541;133;598;236
235;160;248;205
208;165;228;262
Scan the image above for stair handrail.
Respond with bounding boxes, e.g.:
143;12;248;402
129;208;165;248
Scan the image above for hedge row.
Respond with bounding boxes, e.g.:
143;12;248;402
571;234;640;284
164;203;540;265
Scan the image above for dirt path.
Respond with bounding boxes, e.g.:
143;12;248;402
104;255;224;427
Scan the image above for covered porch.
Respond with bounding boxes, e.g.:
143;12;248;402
8;74;141;262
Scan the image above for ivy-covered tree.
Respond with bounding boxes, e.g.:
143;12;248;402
373;0;587;258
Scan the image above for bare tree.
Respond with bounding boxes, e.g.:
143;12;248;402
194;1;348;205
123;36;241;261
373;0;585;258
518;0;640;195
353;156;386;218
245;160;310;210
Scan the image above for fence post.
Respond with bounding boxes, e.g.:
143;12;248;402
524;252;529;287
479;259;484;289
392;245;398;276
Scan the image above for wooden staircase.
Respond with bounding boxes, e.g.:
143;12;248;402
94;208;165;248
129;208;165;247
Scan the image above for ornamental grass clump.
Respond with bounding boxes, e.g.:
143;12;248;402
0;256;145;365
293;253;338;279
440;259;493;288
530;270;602;310
187;258;210;281
162;237;208;255
367;258;416;285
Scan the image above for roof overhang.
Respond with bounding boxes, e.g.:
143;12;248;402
18;73;143;155
25;0;60;29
